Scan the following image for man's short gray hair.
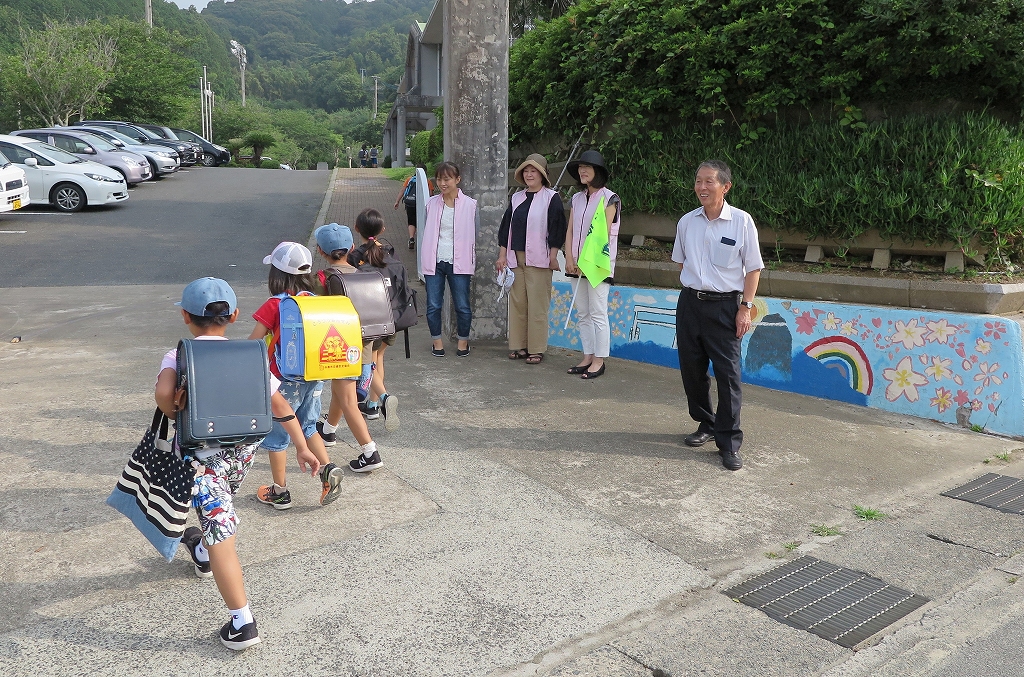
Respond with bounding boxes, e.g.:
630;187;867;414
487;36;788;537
696;159;732;185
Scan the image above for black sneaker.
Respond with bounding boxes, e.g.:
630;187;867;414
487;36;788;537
359;400;380;420
316;415;336;447
182;526;212;579
380;393;399;432
256;484;293;510
349;449;384;473
408;237;416;250
219;619;261;650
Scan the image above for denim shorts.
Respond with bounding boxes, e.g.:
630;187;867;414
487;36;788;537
260;380;323;451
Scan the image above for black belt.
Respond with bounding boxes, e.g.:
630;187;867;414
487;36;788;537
686;287;740;301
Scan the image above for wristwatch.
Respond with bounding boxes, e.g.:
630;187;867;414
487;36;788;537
741;300;754;309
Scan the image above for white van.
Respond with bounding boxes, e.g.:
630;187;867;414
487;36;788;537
0;148;30;213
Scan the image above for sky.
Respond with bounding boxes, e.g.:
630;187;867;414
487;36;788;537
169;0;213;8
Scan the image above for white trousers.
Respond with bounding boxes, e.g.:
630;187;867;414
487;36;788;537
572;278;610;358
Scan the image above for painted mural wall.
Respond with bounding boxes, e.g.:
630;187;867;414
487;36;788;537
547;281;1024;436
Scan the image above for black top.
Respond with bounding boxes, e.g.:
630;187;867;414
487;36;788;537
498;190;568;252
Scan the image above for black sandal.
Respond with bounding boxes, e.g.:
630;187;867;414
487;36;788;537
509;349;529;360
526;353;543;365
581;364;606;380
567;363;592;374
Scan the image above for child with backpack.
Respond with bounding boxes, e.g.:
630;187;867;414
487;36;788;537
312;223;385;472
248;242;345;509
393;165;434;250
156;277;321;650
347;207;412;430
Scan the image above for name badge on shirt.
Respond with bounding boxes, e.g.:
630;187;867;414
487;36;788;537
711;236;737;268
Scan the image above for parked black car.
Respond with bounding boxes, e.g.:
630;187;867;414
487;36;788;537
133;123;206;164
169;128;231;166
73;121;200;165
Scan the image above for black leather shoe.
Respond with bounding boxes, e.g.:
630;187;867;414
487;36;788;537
684;431;713;447
720;450;743;471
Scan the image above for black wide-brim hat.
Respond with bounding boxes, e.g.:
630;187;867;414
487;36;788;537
566;149;608;184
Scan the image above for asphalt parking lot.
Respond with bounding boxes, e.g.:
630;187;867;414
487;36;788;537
0;167;330;288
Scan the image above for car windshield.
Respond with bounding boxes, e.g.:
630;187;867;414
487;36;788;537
174;129;202;143
26;141;85;164
162;129;180;140
0;150;10;167
76;133;117;152
136;127;161;140
93;128;141;146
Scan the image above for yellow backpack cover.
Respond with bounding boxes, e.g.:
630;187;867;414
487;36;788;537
277;295;362;380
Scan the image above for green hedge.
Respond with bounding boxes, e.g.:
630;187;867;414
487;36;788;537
602;113;1024;261
409;130;432;167
510;0;1024;143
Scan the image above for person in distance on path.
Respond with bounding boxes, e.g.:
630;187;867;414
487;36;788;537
671;160;763;471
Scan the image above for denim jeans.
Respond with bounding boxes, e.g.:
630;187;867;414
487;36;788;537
424;260;472;340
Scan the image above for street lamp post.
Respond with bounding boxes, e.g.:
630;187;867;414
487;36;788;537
230;40;247;106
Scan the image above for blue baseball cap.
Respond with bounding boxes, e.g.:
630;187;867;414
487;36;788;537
175;277;237;316
315;222;354;254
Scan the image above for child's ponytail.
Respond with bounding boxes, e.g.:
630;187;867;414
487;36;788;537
355;208;387;269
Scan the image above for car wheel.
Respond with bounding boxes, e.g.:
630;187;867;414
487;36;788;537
201;153;217;167
51;183;86;212
149;160;164;179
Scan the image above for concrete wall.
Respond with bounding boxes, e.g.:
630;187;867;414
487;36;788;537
548;281;1024;436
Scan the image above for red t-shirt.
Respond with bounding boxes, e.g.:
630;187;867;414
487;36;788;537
253;296;283;378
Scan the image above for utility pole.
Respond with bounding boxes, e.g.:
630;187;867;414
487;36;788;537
230;40;247;106
371;75;380;119
200;66;214;142
144;0;152;28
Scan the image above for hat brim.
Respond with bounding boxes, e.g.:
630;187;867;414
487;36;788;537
262;254;274;265
514;159;550;187
566;161;607;184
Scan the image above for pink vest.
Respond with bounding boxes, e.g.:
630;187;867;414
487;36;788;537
420;190;478;276
570;187;621;275
506;187;557;269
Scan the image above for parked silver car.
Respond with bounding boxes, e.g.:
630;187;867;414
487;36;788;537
11;129;152;186
74;126;179;177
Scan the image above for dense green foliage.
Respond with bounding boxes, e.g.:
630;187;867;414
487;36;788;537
605;114;1024;260
509;0;1024;141
201;0;432;113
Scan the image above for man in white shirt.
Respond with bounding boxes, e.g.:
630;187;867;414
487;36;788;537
671;160;763;471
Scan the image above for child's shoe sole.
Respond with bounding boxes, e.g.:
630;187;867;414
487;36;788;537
382;394;400;432
320;465;344;506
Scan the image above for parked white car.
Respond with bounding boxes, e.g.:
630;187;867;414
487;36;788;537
0;134;128;212
0;149;30;213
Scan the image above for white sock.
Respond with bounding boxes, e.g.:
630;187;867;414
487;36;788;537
230;605;254;630
322;420;339;434
273;483;287;494
360;441;377;457
193;540;210;563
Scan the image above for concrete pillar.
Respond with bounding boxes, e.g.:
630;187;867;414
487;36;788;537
395;106;407;168
443;0;509;340
382;127;392;165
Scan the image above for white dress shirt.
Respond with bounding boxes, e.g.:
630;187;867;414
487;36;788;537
671;201;764;292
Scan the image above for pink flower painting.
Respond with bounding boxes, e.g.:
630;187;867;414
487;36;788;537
883;356;929;403
892;319;927;349
930;387;953;414
925;319;956;344
796;311;817;335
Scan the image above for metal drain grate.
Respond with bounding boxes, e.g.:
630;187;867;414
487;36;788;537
723;556;929;648
942;473;1024;514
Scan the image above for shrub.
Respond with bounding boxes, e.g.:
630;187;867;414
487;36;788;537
409;130;432;166
510;0;1024;143
259;159;280;169
602;113;1024;262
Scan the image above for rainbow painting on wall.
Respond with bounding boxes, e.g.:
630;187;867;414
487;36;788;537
548;281;1024;436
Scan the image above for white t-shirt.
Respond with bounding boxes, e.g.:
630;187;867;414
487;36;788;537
671;201;764;292
436;203;456;264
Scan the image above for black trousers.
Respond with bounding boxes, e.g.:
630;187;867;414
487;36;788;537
675;289;744;452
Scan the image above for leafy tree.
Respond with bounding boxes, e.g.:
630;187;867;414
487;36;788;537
243;129;277;164
13;19;117;126
100;19;199;124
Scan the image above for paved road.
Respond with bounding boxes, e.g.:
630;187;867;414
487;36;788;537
0;167;329;288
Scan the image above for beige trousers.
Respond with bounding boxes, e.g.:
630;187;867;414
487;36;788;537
508;255;553;354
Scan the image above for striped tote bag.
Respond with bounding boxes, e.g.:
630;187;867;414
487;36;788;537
107;409;198;562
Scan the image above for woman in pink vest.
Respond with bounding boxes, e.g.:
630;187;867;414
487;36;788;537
564;150;621;380
496;153;567;365
419;161;478;357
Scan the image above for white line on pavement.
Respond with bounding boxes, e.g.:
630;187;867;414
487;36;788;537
0;230;27;233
